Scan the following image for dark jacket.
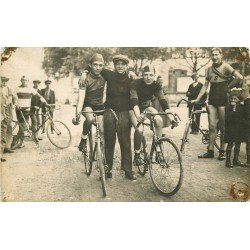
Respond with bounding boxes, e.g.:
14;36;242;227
186;82;207;108
40;88;55;104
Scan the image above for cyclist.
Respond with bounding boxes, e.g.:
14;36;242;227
192;48;243;160
15;76;49;142
75;53;106;152
130;65;177;165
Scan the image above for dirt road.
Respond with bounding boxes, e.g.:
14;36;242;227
1;105;249;201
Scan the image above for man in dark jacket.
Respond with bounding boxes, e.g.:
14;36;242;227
30;80;42;139
186;73;207;134
41;80;55;132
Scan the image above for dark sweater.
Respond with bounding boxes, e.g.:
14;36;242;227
101;69;132;111
31;88;42;107
130;79;169;111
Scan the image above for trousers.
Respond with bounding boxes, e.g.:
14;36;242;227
104;110;132;172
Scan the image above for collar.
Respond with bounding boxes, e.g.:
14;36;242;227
213;61;223;68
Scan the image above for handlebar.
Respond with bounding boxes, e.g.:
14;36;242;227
72;108;118;125
81;109;118;121
136;111;181;129
177;99;189;107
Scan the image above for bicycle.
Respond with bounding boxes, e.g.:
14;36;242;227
177;99;220;153
11;105;72;149
135;111;183;197
75;109;118;197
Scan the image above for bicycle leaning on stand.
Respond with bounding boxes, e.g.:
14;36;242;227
135;111;183;197
11;105;72;149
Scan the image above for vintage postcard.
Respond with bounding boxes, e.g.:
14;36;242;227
1;47;249;201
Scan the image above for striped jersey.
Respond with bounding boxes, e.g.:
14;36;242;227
16;86;38;109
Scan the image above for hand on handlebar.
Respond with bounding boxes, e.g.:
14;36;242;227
136;113;145;124
170;119;178;129
191;99;198;104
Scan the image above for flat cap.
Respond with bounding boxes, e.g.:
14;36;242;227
1;76;10;82
112;54;129;64
33;80;41;84
45;80;52;84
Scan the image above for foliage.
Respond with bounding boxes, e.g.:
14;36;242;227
42;47;116;79
42;47;250;79
117;47;173;75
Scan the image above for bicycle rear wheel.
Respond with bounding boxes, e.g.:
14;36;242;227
84;131;93;176
149;138;183;197
96;139;107;197
46;120;71;149
180;120;191;153
137;136;149;176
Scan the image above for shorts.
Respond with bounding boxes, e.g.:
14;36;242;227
82;104;104;116
208;96;228;107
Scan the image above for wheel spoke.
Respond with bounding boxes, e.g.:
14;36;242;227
149;138;183;196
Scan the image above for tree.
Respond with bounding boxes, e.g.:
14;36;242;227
117;47;163;75
42;47;116;79
170;47;211;73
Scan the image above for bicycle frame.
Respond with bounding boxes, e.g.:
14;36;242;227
89;114;104;165
139;111;180;164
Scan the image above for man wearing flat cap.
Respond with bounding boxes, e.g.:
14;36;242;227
80;54;137;180
41;80;55;132
1;76;18;161
30;80;42;139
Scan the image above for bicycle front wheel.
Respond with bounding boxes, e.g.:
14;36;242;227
84;131;93;176
149;138;183;197
96;140;107;197
46;120;72;149
137;136;149;176
180;120;191;153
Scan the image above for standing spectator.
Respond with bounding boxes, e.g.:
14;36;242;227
186;73;207;134
1;76;18;161
16;76;48;142
224;89;245;168
193;48;243;160
41;80;55;133
30;80;42;140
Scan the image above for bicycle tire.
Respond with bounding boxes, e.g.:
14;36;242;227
84;131;93;176
137;136;149;176
149;138;183;197
180;120;191;153
96;139;107;197
46;120;72;149
201;129;220;151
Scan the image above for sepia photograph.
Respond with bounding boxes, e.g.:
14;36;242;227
1;47;249;202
